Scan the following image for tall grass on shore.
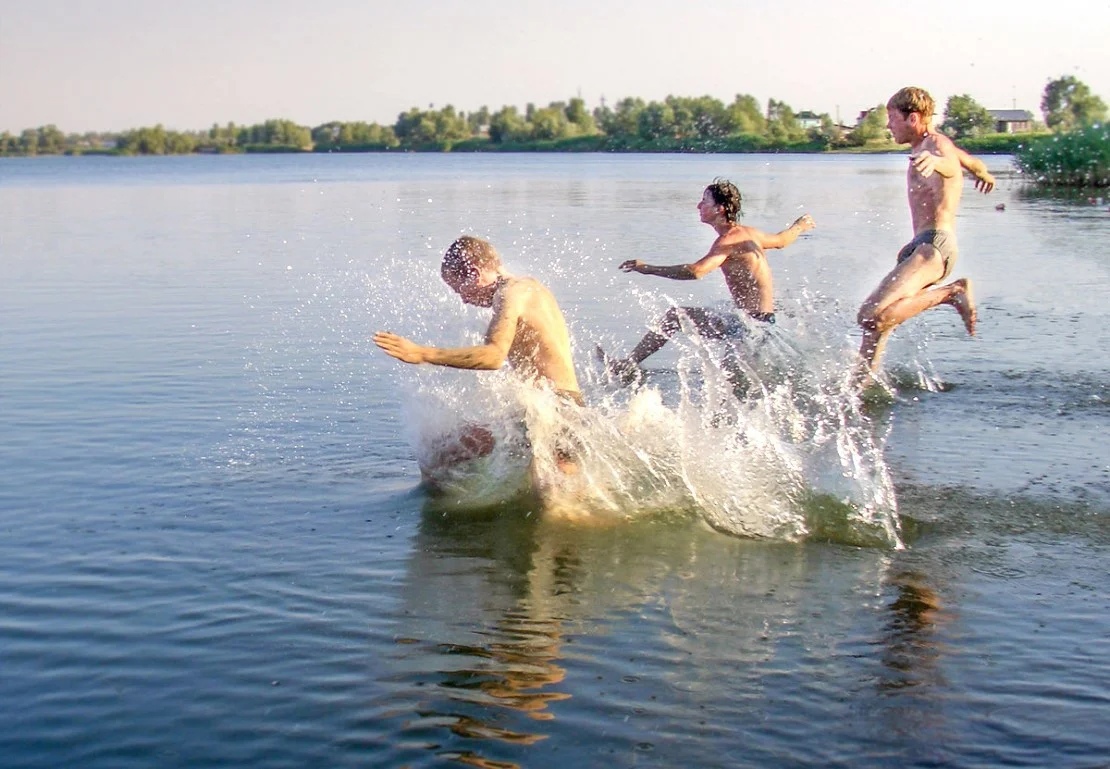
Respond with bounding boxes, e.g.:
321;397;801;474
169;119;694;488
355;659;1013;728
1015;124;1110;188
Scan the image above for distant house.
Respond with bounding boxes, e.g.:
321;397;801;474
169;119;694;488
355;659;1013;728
796;110;822;130
988;109;1035;133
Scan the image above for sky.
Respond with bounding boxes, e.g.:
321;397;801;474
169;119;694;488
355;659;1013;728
2;0;1108;134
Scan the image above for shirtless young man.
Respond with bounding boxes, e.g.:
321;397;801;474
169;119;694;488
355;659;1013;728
373;235;583;475
597;178;815;383
856;86;996;378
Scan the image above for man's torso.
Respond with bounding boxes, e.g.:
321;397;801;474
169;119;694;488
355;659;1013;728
716;226;774;316
907;135;963;234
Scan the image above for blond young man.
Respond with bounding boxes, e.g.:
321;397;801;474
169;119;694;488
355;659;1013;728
856;86;996;377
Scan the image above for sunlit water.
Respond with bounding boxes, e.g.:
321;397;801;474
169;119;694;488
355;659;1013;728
1;153;1107;768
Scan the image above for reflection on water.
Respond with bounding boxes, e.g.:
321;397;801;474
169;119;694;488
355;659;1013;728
384;505;965;767
390;508;573;766
879;569;948;692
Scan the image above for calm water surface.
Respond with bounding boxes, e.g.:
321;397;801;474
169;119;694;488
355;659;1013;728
1;153;1107;768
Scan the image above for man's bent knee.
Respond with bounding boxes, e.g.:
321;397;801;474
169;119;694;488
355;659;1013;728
658;308;683;336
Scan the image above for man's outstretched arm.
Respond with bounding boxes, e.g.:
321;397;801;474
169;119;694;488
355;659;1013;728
373;331;507;370
619;249;729;280
373;284;522;370
955;146;996;193
759;214;816;250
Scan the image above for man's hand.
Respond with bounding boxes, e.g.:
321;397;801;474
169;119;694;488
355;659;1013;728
619;259;646;273
792;213;816;232
373;331;425;364
910;151;941;178
973;170;996;193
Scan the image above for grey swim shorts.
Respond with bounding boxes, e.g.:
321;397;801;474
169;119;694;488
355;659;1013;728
897;229;958;283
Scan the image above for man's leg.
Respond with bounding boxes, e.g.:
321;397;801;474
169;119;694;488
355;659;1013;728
627;306;736;363
877;278;975;336
599;307;735;383
857;246;952;373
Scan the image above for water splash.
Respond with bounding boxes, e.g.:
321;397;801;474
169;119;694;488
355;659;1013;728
236;238;904;548
396;309;902;548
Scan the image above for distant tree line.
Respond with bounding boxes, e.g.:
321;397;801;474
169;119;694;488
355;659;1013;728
1;76;1104;157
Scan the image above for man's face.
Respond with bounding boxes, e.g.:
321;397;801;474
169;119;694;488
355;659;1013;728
697;188;721;223
442;265;496;307
887;107;915;144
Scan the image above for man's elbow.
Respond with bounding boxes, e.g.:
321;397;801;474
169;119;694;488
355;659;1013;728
481;349;509;369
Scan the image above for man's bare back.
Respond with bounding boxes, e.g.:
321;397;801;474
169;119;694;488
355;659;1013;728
494;276;580;394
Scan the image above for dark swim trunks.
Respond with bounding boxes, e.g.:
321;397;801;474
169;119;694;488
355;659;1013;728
897;229;958;283
718;309;776;337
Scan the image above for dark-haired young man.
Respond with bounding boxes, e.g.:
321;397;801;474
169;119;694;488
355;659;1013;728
856;86;995;378
598;178;815;383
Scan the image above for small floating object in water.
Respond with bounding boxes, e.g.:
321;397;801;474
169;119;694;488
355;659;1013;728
995;203;1006;211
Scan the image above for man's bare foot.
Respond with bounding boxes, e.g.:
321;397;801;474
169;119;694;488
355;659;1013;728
948;278;977;336
595;345;642;386
852;356;879;390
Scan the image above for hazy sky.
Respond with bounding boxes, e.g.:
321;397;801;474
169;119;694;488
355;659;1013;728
2;0;1107;133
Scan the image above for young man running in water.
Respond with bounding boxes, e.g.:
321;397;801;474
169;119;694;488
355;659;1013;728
856;86;995;379
598;178;815;384
374;236;584;478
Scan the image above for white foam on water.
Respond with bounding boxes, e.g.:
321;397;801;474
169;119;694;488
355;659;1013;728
243;239;905;547
390;319;902;547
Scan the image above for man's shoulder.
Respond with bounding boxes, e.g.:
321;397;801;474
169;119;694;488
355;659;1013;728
926;131;960;155
718;226;764;254
504;275;549;293
501;275;558;305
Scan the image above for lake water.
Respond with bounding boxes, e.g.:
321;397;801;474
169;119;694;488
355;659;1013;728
1;153;1107;768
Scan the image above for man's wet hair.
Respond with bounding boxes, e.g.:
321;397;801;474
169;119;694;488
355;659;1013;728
887;86;935;122
442;235;501;280
705;178;743;222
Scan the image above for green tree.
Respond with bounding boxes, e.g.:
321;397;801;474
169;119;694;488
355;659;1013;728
564;97;597;135
312;121;397;150
19;128;39;155
637;101;676;140
208;121;239;150
488;106;528;143
1041;75;1108;131
597;97;644;139
467;106;491;135
432;105;470;144
394;108;439;145
118;125;167;154
665;95;729;139
847;104;891;146
530;103;572;140
810;113;841;147
1015;122;1109;187
766;99;805;143
37;124;66;154
727;94;766;136
165;131;197;154
942;94;994;138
